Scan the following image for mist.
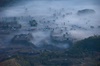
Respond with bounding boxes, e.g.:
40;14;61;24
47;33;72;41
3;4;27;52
0;0;100;48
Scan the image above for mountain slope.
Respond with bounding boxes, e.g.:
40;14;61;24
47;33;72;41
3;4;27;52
0;58;21;66
0;35;100;66
70;35;100;53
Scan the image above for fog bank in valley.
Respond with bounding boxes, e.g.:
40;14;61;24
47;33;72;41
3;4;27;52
0;0;100;48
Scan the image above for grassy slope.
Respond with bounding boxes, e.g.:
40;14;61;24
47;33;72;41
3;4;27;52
0;58;21;66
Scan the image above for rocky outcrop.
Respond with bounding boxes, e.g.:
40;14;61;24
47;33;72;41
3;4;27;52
10;33;36;49
11;33;33;44
50;29;72;43
77;9;95;16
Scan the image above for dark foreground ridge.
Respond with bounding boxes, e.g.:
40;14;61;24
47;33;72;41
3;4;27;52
0;35;100;66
